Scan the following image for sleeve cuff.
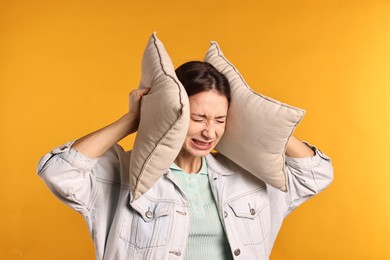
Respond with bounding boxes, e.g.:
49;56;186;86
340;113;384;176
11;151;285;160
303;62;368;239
54;140;99;171
285;142;330;170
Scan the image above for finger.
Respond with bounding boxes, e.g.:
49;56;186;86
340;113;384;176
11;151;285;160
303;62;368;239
138;88;151;96
129;88;150;98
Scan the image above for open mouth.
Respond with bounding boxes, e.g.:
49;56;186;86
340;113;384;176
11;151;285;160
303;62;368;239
191;139;213;150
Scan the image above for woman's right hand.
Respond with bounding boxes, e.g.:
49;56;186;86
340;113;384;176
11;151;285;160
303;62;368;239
71;88;151;158
128;88;151;118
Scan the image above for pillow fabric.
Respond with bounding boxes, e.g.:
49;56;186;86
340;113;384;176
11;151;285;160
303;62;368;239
204;42;305;191
130;32;190;201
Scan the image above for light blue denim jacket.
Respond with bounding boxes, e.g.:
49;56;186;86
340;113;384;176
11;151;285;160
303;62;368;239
37;141;333;260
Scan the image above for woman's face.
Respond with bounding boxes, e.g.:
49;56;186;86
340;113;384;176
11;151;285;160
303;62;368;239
181;90;229;158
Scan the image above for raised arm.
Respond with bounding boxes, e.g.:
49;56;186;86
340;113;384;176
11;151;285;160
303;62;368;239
72;88;150;158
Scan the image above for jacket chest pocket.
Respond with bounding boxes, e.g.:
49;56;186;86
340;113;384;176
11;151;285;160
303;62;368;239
226;191;270;246
120;200;174;249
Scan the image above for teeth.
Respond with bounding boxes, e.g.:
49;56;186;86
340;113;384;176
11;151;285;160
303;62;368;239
194;140;210;145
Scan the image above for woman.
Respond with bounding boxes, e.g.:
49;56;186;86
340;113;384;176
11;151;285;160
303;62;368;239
38;61;333;260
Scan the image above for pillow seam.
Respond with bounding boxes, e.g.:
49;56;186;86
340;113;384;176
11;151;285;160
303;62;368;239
133;34;186;196
211;42;304;114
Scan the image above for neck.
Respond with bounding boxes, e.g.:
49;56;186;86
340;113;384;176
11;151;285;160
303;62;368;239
174;149;202;174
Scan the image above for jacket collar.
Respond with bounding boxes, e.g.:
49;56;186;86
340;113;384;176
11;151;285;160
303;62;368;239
205;153;237;176
129;153;237;206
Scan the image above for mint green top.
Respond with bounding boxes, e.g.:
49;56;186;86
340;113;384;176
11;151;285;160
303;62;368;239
170;157;233;260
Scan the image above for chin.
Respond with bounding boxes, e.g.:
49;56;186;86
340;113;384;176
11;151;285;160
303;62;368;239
185;144;215;158
189;149;212;157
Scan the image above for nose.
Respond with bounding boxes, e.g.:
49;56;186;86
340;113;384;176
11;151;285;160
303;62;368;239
202;122;216;140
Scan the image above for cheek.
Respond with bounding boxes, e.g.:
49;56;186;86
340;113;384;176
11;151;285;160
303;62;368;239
216;125;226;138
186;122;202;137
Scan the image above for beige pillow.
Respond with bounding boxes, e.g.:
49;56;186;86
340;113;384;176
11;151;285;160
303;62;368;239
130;32;190;201
204;42;305;191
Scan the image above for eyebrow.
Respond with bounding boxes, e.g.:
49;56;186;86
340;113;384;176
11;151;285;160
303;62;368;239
190;113;227;119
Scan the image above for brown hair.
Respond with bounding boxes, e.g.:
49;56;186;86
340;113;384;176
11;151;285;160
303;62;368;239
175;61;231;103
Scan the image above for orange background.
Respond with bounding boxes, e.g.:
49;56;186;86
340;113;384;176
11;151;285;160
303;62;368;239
1;0;390;259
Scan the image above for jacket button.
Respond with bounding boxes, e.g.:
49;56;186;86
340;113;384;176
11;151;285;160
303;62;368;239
224;211;228;218
145;210;153;218
234;249;241;256
250;208;255;215
169;251;181;256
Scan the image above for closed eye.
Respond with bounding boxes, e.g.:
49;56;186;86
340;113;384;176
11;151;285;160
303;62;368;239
192;119;205;123
191;113;227;123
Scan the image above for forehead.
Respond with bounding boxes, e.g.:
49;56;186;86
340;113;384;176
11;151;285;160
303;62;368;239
189;91;228;115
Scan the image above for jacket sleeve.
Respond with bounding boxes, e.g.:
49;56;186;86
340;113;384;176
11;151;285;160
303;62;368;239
283;142;334;212
267;142;334;220
37;140;100;215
